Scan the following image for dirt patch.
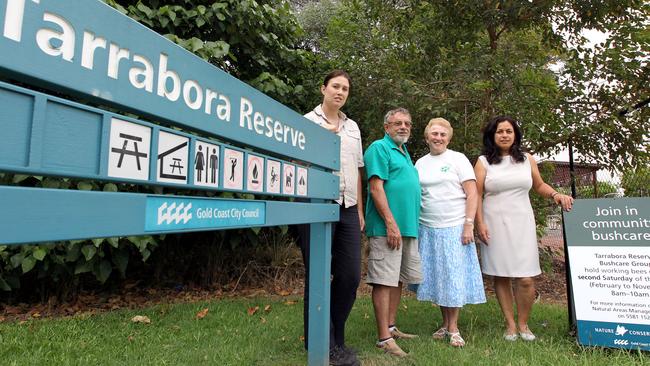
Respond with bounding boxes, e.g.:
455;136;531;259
0;233;570;322
0;280;305;323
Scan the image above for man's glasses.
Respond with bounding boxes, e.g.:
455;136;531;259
388;121;412;128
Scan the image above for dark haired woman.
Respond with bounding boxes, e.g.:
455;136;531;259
474;116;573;342
298;70;363;366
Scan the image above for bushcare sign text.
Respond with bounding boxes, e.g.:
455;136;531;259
564;198;650;351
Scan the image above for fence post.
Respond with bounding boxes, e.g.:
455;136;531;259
307;222;332;366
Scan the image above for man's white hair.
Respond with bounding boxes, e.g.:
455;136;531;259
383;108;411;124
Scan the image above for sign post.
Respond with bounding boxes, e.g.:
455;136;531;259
564;198;650;350
308;222;332;365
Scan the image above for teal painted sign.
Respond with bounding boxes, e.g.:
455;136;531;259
564;198;650;351
0;186;338;244
145;197;265;231
0;0;339;169
564;198;650;246
577;320;650;350
0;1;338;363
0;81;338;199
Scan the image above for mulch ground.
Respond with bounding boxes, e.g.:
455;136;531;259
0;283;305;323
0;234;570;322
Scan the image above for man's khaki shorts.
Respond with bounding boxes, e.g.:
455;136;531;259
366;236;423;287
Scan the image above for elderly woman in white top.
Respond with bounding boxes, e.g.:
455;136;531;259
415;118;486;347
297;70;364;366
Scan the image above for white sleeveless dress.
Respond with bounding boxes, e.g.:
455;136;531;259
479;155;541;277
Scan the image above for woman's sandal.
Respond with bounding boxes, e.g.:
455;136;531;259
518;325;536;341
432;327;448;340
519;331;536;341
448;331;465;347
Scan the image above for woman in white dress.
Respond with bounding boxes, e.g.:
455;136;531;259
474;116;573;341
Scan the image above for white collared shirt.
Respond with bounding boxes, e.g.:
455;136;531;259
304;105;364;207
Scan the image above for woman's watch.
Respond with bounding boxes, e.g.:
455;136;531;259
464;218;474;225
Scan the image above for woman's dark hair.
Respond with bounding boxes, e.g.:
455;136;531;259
481;115;525;164
323;69;351;88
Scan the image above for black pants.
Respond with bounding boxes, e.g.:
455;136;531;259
297;204;361;349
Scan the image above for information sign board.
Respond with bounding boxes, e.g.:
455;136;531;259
0;81;338;199
564;198;650;350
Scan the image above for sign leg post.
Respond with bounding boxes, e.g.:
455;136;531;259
561;213;577;332
307;222;332;366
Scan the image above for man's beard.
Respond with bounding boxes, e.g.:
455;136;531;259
391;135;409;145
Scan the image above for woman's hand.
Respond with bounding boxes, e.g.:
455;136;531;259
477;222;490;245
461;224;474;245
554;193;574;211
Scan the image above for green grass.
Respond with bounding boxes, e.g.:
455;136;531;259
0;294;647;365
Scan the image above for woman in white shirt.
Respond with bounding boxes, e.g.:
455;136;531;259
415;118;486;347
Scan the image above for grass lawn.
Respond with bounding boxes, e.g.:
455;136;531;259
0;294;646;365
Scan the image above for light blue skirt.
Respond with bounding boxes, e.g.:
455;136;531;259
416;224;486;307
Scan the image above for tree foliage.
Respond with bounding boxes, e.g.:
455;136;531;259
299;0;649;168
576;181;619;199
553;0;650;169
621;166;650;197
106;0;319;111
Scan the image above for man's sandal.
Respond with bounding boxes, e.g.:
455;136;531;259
432;327;448;340
448;331;465;347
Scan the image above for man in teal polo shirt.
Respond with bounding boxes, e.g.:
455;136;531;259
364;107;423;357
